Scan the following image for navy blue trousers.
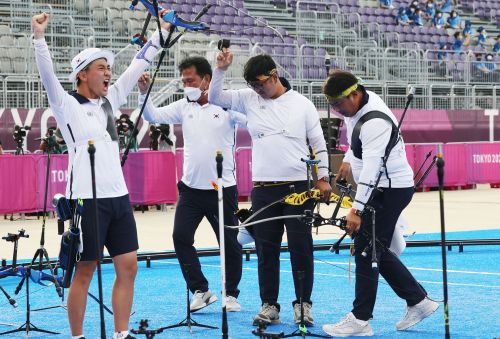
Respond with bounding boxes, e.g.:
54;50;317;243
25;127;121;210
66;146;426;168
352;187;427;320
173;181;242;298
251;181;315;307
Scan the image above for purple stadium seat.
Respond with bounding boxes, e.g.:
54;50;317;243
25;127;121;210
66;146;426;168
215;6;225;15
263;27;274;36
234;16;244;25
276;27;287;37
273;36;284;44
233;0;245;8
313;57;324;67
303;46;314;55
225;7;236;16
297;37;307;46
253;26;264;36
383;16;393;24
252;35;264;44
243;17;253;26
284;46;296;55
212;15;224;24
274;46;284;54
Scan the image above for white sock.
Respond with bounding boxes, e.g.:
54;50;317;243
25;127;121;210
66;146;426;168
113;331;129;339
71;335;84;339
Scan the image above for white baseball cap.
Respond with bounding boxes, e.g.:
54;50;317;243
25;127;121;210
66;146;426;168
68;48;114;82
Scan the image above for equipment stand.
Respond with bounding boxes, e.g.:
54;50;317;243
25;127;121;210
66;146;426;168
0;267;59;336
160;264;217;333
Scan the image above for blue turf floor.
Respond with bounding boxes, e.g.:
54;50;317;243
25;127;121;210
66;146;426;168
0;230;498;338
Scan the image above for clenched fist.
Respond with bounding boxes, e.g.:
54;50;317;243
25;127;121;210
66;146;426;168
32;12;49;39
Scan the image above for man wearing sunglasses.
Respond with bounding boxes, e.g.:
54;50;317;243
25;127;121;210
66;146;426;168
321;70;438;337
209;51;332;327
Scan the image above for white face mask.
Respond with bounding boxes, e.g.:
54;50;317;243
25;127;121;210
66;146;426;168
184;86;202;102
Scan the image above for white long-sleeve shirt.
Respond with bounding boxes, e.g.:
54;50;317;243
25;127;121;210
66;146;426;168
208;68;329;181
34;30;165;198
139;94;246;189
343;90;414;211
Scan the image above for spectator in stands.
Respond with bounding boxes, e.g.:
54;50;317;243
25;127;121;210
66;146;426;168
493;35;500;54
412;8;424;26
439;0;453;13
432;11;445;28
32;11;171;339
437;43;448;62
436;43;449;76
321;70;439;337
424;0;436;21
473;54;491;75
396;7;412;26
136;56;245;314
380;0;394;9
462;20;472;38
444;10;461;29
407;5;417;19
209;51;332;327
484;53;497;72
409;0;420;9
452;31;468;53
476;27;487;47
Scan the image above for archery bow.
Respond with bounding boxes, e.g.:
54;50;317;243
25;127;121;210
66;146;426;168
130;0;209;32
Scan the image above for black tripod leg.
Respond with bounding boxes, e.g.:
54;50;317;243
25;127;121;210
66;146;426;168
282;272;328;338
87;291;114;315
160;264;217;332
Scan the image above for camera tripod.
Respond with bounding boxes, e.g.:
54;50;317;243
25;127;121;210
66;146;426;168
3;144;64;335
14;140;24;155
0;229;59;336
159;264;218;333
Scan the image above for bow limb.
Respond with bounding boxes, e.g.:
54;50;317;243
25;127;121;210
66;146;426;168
216;0;285;42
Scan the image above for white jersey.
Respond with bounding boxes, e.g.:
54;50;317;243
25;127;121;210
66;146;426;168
139;95;246;189
34;31;164;199
343;89;414;211
209;68;329;182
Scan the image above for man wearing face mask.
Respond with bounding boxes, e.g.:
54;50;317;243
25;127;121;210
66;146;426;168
137;56;245;312
209;52;332;327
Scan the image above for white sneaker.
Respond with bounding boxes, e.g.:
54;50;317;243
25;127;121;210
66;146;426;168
253;303;281;326
323;312;374;337
293;302;314;326
396;297;439;331
225;296;241;312
190;290;218;312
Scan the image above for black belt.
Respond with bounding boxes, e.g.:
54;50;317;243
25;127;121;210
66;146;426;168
253;181;293;188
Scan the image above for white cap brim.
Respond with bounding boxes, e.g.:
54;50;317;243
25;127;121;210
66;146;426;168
68;50;115;82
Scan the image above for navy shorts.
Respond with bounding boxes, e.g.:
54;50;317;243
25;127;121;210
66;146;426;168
77;194;138;261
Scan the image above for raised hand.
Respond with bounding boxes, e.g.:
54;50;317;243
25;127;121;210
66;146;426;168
138;72;151;94
32;12;49;39
216;48;233;71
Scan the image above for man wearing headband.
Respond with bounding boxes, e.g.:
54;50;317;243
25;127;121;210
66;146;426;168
209;52;332;327
136;56;246;313
32;12;171;339
321;70;438;337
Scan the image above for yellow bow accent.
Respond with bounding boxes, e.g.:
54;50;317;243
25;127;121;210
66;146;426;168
284;189;353;208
